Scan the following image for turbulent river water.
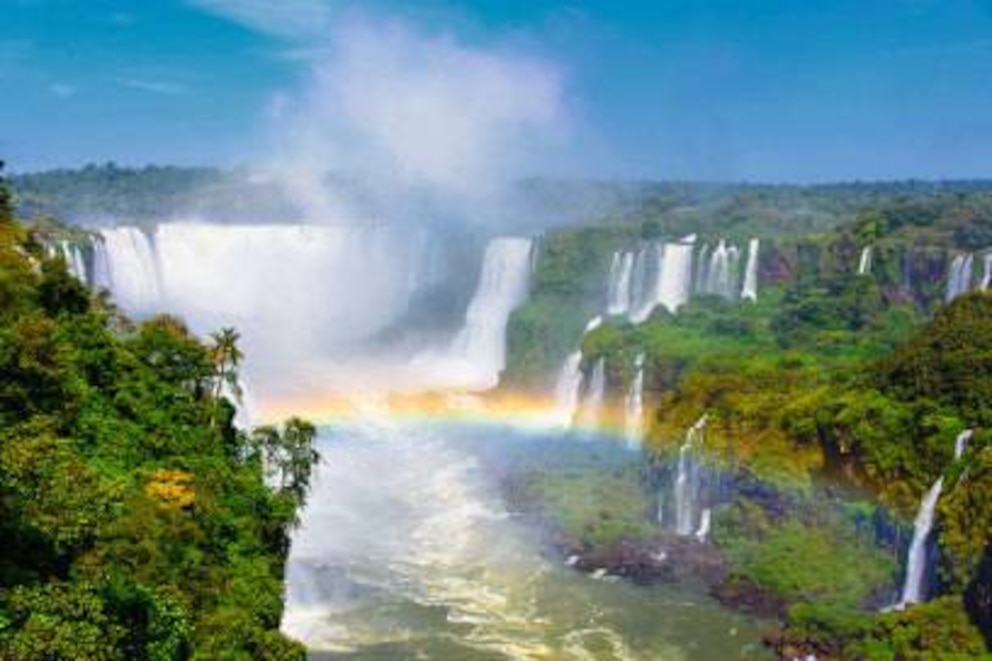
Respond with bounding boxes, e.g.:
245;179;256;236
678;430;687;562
281;419;768;660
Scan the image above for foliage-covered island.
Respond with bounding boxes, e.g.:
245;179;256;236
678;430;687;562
0;169;318;659
503;185;992;659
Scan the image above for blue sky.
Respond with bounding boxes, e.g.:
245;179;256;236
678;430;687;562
2;0;991;181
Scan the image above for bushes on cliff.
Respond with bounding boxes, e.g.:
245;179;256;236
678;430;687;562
0;212;316;658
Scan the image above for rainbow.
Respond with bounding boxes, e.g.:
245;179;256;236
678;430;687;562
257;387;637;440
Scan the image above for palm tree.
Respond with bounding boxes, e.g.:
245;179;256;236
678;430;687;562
210;327;243;427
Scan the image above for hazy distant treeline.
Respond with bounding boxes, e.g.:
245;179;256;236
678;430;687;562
11;162;992;234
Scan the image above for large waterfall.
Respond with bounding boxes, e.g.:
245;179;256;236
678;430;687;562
79;222;505;398
740;239;759;301
624;353;645;448
433;237;534;390
982;252;992;290
895;429;972;607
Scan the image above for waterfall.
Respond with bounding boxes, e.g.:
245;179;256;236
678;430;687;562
858;246;873;276
624;353;645;448
99;227;162;313
899;477;944;605
606;251;635;316
658;236;697;312
445;237;533;389
700;239;740;299
553;352;584;427
894;429;972;608
981;252;992;290
954;429;973;459
945;253;974;302
552;316;602;427
57;240;88;284
628;244;661;323
673;415;707;536
695;243;710;293
740;238;759;301
93;222;468;397
695;508;712;543
578;357;607;430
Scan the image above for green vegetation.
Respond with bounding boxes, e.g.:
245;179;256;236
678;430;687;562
0;167;318;659
519;465;657;549
502;186;992;657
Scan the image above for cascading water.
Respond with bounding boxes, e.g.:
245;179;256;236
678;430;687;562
898;478;944;606
981;252;992;290
99;227;162;311
624;353;645;448
673;415;707;537
945;253;974;302
606;250;635;316
858;246;873;275
439;237;533;390
552;315;602;428
93;222;466;398
701;240;740;299
695;508;712;543
630;236;696;322
56;240;88;284
578;357;607;430
694;243;710;293
658;236;697;312
740;238;759;301
894;429;972;608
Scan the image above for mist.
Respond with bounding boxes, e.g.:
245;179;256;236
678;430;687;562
263;13;571;228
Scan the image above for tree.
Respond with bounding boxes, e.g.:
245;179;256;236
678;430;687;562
209;327;243;427
250;418;319;508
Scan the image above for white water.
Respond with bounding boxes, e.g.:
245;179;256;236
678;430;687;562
695;508;712;543
894;429;973;608
630;236;696;322
99;227;162;312
552;315;603;428
899;477;944;605
945;253;974;302
657;237;697;313
92;222;523;396
578;357;607;430
283;421;764;658
981;252;992;290
673;415;707;537
624;353;645;448
57;240;88;284
954;429;973;460
699;239;740;299
606;250;635;316
858;246;873;275
428;237;533;390
741;238;759;301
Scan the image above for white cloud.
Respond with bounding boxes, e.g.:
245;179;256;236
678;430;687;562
186;0;332;38
115;78;189;96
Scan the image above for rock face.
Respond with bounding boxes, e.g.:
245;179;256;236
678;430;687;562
563;533;729;587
